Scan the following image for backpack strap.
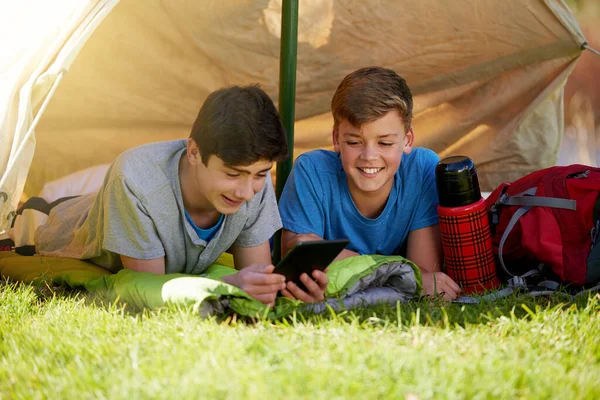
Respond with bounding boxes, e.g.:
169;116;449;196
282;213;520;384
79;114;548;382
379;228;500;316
498;206;531;277
575;282;600;298
453;276;600;304
497;187;577;277
452;286;518;304
501;196;576;210
453;274;564;304
591;195;600;247
499;187;576;210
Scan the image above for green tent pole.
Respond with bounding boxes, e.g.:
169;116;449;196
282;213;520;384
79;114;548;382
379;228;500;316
274;0;299;263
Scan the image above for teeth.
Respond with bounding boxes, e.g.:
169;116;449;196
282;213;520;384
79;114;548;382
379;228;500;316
361;168;381;174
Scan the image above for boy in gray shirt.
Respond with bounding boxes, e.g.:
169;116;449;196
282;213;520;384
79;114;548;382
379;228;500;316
35;85;328;306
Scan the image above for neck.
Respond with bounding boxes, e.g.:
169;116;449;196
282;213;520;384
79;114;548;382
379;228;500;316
178;154;220;227
348;181;393;219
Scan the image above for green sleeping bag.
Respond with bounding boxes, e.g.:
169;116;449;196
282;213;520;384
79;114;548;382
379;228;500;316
0;251;420;318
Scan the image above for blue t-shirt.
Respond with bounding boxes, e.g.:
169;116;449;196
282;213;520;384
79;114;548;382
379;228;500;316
279;148;440;255
184;211;224;242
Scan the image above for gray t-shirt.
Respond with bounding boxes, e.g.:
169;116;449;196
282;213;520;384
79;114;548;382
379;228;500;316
35;139;282;274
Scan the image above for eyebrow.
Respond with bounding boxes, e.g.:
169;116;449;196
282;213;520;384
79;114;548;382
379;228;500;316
226;165;273;174
343;132;399;139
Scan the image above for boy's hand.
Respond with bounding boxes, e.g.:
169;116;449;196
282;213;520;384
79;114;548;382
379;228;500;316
222;264;286;307
285;232;324;251
421;271;461;301
281;269;328;303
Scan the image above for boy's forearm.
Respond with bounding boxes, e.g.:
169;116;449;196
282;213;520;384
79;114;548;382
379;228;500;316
282;229;359;262
334;248;359;262
281;229;322;257
230;242;273;269
405;225;443;273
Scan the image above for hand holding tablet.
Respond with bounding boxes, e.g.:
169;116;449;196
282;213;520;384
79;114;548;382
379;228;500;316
274;239;350;292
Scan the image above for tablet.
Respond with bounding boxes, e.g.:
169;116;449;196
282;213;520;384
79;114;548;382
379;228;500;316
274;239;350;291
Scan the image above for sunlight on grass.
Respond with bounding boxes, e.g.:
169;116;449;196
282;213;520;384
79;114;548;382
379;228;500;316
1;281;599;399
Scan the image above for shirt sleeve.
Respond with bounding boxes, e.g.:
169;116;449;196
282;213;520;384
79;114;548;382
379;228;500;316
234;173;282;247
409;150;440;231
278;155;326;237
101;175;165;259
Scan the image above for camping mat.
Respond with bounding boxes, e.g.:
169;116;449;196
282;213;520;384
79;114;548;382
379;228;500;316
0;252;420;318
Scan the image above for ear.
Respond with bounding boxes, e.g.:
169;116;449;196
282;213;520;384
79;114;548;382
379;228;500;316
403;127;414;154
332;128;341;152
187;138;201;165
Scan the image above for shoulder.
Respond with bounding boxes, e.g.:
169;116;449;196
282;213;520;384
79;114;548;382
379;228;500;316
401;148;439;174
107;140;186;194
294;149;341;174
113;140;186;172
407;147;440;165
290;150;343;193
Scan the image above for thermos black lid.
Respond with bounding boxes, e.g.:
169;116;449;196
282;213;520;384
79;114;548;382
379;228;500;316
435;156;482;207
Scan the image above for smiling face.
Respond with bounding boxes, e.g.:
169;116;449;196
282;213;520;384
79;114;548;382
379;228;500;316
183;139;273;216
199;156;273;214
333;111;413;204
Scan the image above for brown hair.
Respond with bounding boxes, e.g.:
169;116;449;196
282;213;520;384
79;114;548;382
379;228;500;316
191;85;288;166
331;66;413;132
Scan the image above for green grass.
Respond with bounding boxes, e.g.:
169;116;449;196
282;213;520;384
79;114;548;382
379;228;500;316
1;281;599;400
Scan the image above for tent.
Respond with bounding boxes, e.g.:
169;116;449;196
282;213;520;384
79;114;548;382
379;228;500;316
0;0;596;235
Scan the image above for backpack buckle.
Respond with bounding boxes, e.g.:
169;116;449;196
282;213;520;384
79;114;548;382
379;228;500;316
567;170;590;179
591;220;600;248
508;275;527;289
488;188;510;234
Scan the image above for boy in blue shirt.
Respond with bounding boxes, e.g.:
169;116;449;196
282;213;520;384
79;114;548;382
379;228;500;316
279;67;460;301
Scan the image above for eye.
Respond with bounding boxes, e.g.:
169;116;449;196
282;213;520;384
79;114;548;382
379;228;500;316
345;141;360;146
226;172;240;178
380;142;394;147
255;174;268;179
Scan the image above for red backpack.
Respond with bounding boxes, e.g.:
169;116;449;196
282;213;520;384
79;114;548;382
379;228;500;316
486;165;600;287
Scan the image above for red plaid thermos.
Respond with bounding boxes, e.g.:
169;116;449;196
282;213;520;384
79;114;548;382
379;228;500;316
435;156;500;294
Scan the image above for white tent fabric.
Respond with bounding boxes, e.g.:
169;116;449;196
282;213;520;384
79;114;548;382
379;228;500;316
0;0;589;234
0;0;118;233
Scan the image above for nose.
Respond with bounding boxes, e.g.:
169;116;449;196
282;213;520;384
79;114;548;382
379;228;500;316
360;143;378;161
234;177;255;201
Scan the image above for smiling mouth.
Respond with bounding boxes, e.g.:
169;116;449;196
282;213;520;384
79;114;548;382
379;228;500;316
358;167;384;175
222;195;243;207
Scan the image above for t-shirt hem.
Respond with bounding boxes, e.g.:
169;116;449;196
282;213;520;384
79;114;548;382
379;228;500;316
409;217;439;232
280;220;319;236
233;222;282;248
